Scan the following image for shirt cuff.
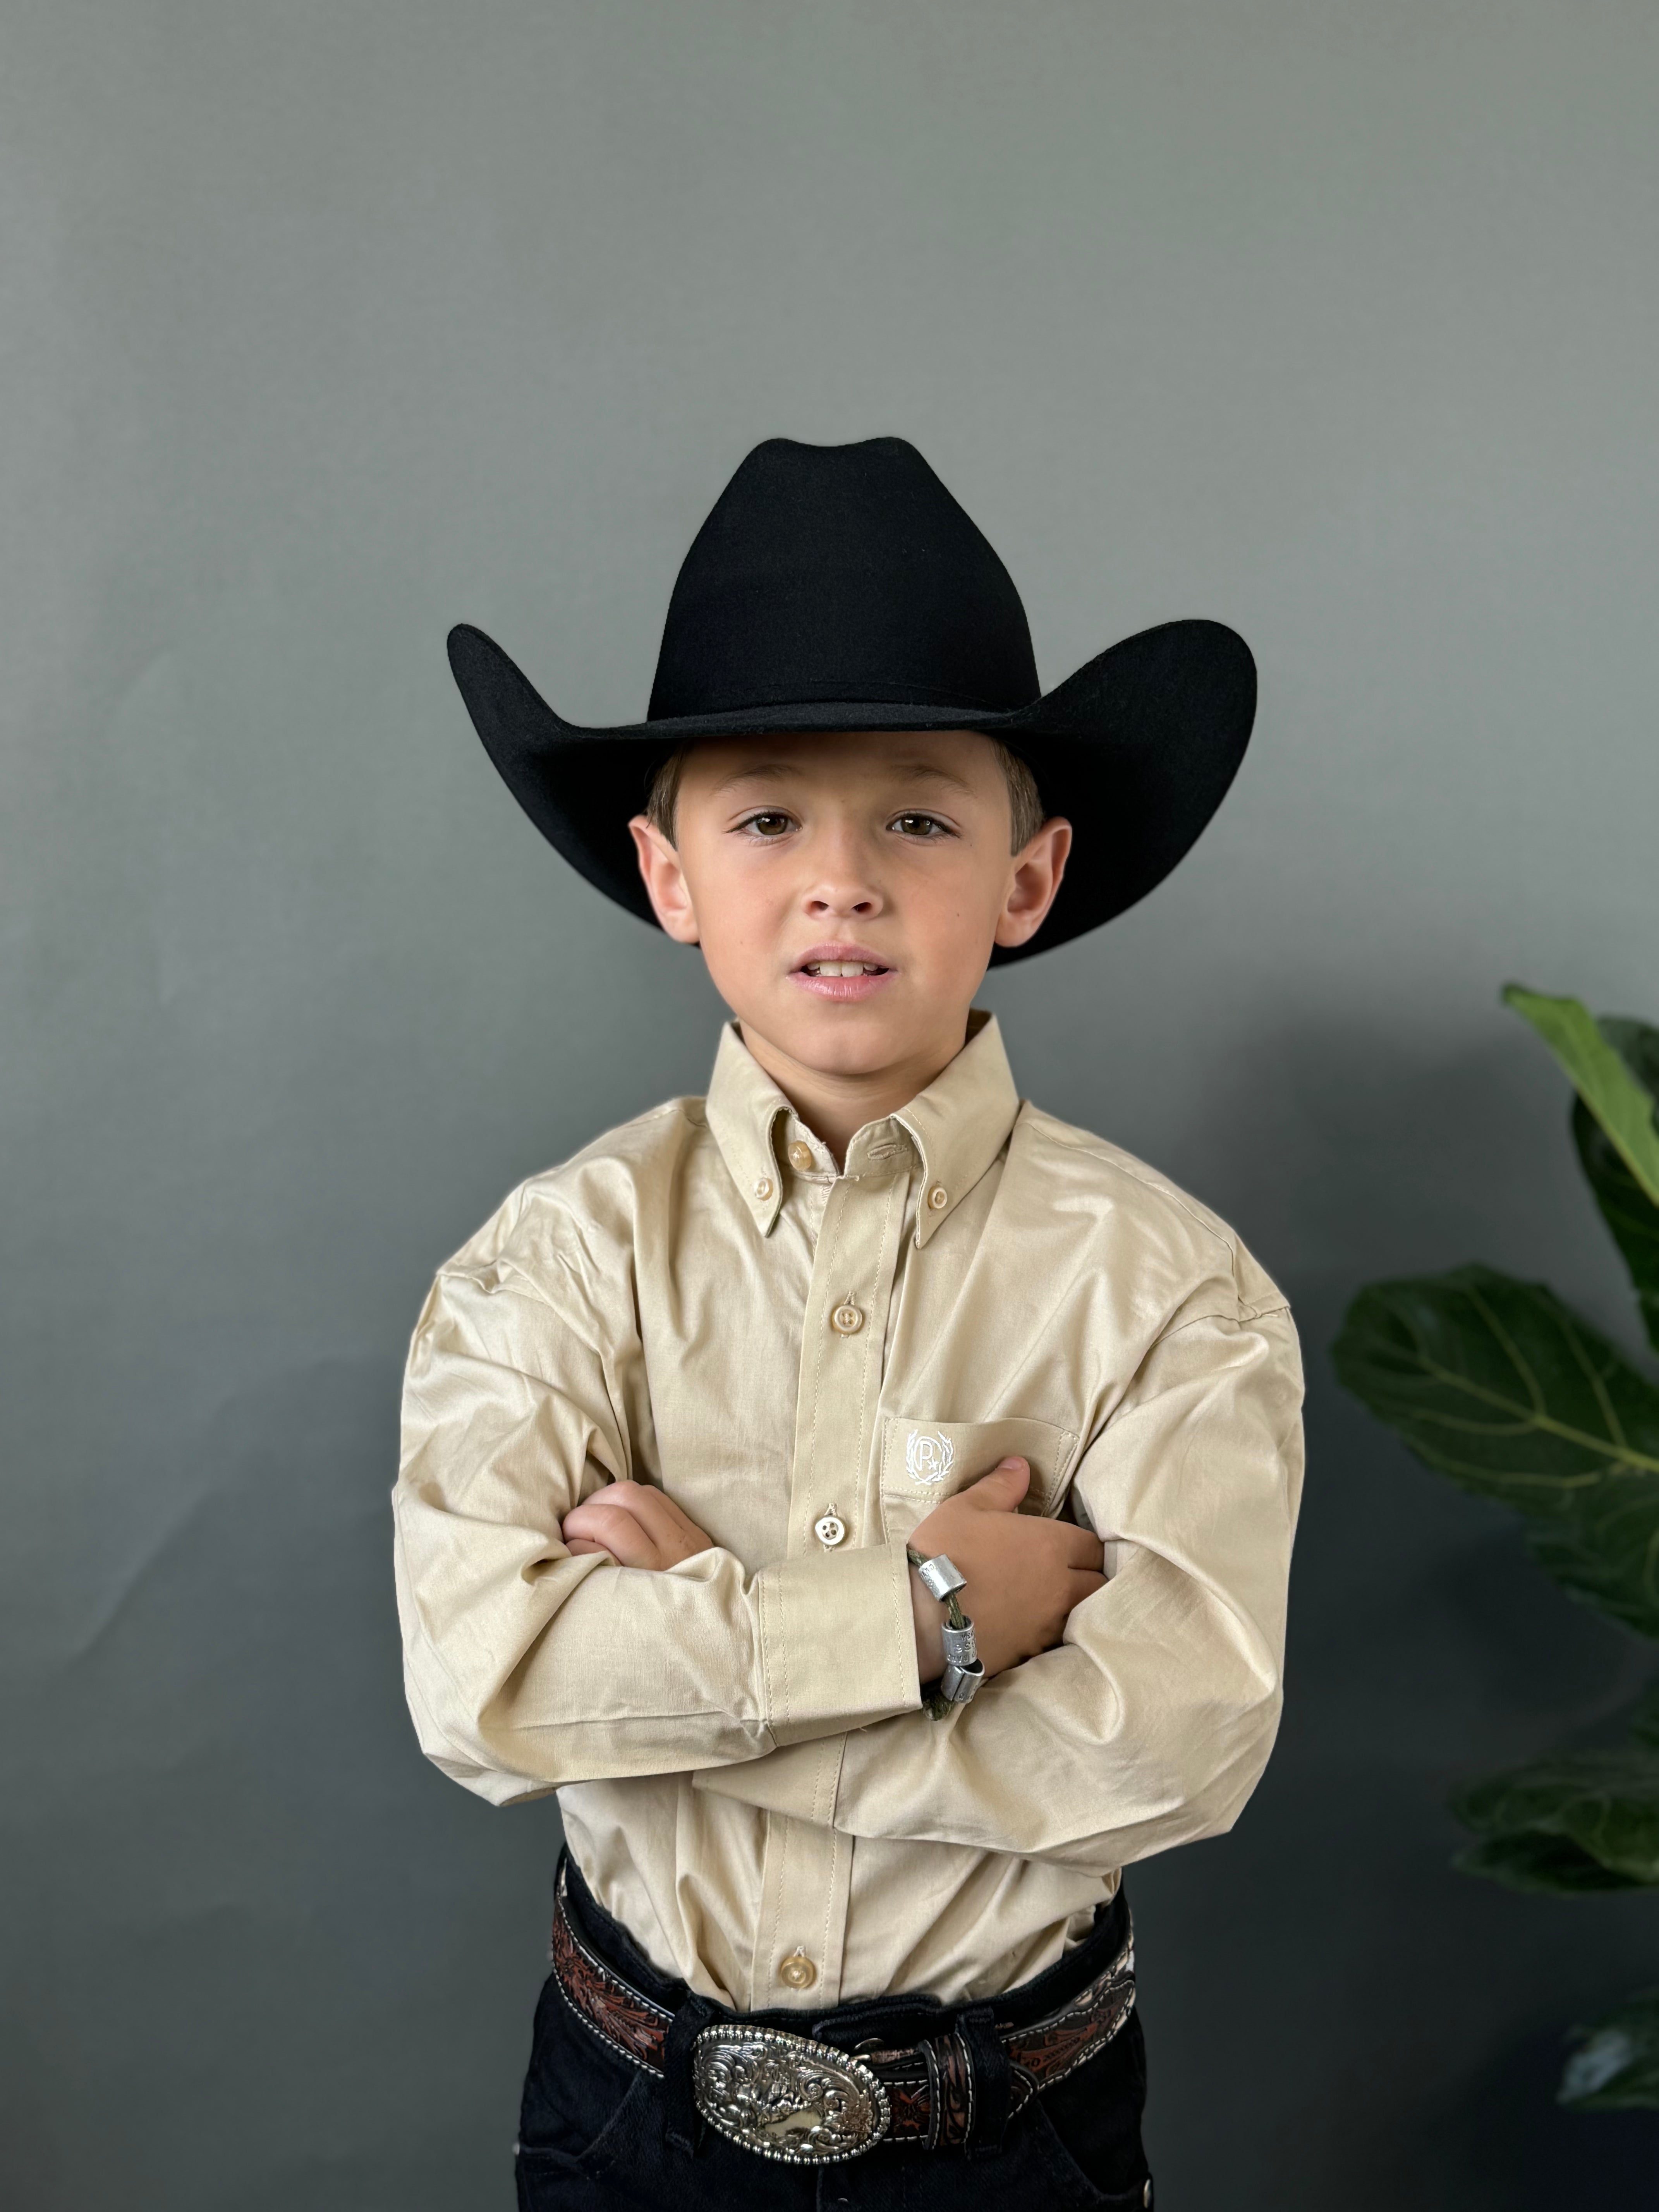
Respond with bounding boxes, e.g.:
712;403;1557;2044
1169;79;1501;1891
757;1538;921;1744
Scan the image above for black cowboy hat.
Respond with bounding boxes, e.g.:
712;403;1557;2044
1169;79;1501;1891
447;436;1254;963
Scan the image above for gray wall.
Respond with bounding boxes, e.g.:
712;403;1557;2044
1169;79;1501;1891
3;4;1657;2205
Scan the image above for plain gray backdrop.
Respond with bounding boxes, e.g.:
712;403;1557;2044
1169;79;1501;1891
3;3;1658;2206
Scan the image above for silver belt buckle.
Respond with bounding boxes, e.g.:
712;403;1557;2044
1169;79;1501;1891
692;2023;891;2164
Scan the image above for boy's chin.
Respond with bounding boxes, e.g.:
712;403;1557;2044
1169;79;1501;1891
739;996;972;1079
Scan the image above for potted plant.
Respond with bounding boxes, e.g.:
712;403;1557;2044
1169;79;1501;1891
1334;988;1659;2109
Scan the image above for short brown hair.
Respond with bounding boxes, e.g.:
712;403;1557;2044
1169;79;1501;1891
644;740;1046;852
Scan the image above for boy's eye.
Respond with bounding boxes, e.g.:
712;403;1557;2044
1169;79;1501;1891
889;812;952;839
738;811;797;838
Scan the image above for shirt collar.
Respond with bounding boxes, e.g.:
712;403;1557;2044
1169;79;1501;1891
705;1025;795;1234
894;1010;1020;1245
704;1011;1021;1243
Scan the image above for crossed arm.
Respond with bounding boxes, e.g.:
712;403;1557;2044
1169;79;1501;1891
397;1253;1302;1866
561;1455;1106;1683
563;1307;1305;1872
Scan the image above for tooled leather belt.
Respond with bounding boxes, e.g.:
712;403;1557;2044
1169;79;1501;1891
549;1865;1136;2166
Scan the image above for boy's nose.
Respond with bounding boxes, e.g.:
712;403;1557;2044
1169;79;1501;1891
804;861;883;917
806;885;880;916
800;820;887;919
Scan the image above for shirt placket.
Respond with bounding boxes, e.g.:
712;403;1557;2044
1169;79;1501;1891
749;1128;912;2011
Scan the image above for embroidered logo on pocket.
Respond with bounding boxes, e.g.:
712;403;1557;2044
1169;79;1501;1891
904;1429;955;1485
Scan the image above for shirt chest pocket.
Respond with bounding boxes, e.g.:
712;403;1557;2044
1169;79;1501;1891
877;1415;1079;1547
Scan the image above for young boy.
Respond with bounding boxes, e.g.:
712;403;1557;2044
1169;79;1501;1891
395;438;1304;2210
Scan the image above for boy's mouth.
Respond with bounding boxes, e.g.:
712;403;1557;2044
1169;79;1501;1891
790;945;896;1001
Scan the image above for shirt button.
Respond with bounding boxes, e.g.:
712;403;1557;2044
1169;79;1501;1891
778;1953;817;1990
752;1176;773;1201
787;1142;814;1172
830;1302;864;1336
814;1510;847;1548
927;1185;948;1211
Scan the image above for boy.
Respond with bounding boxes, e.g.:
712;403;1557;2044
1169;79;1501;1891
395;438;1303;2210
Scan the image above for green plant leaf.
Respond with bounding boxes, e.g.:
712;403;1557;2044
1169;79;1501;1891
1561;1990;1659;2109
1453;1742;1659;1884
1504;988;1659;1207
1602;1016;1659;1105
1332;1266;1659;1635
1453;1829;1651;1894
1573;1086;1659;1361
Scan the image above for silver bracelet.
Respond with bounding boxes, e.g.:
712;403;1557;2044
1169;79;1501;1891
907;1548;986;1712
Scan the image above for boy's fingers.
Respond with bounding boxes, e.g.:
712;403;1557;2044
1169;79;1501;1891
1058;1527;1105;1572
965;1457;1030;1509
560;1501;663;1568
581;1480;655;1520
657;1492;714;1543
628;1488;713;1556
563;1536;618;1560
583;1481;711;1553
1067;1570;1107;1603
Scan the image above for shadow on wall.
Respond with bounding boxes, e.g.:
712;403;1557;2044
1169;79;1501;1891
0;1360;561;2212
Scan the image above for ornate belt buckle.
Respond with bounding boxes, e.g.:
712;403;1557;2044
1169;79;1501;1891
692;2023;891;2164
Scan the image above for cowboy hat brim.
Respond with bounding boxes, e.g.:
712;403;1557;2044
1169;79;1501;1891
446;615;1255;964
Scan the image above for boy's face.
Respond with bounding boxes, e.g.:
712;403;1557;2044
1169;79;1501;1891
628;729;1070;1088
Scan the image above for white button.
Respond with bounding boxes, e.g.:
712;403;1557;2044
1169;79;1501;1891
814;1510;847;1548
830;1302;864;1336
927;1185;948;1211
787;1142;814;1172
752;1176;773;1201
778;1952;817;1990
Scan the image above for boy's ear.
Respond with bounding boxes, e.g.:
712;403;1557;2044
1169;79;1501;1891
994;817;1072;950
629;816;702;945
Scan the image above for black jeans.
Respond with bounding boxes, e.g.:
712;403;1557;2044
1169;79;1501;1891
515;1857;1152;2211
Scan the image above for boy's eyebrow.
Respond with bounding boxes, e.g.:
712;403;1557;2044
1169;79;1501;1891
708;759;977;796
889;760;976;794
708;760;806;792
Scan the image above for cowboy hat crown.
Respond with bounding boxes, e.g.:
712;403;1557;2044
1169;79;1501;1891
647;437;1038;720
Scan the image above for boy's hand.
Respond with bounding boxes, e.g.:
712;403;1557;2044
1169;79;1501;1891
561;1481;715;1569
908;1458;1105;1684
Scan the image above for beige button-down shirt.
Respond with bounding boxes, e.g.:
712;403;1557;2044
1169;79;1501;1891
395;1015;1304;2010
